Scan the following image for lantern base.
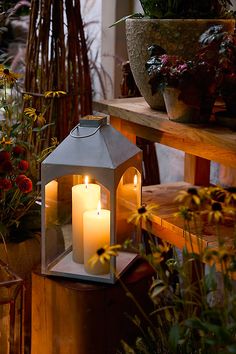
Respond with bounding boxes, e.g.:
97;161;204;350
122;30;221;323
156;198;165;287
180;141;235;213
45;251;138;284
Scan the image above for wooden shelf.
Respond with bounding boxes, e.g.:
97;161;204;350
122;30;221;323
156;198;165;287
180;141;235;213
142;182;234;253
93;97;236;168
94;97;236;274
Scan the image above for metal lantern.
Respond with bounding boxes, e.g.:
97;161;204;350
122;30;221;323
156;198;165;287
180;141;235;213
0;260;24;354
41;115;142;283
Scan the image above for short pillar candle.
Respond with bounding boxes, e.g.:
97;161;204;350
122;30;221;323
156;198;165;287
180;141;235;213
83;202;110;275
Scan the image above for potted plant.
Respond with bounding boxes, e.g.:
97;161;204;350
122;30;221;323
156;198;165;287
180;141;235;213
145;45;217;122
199;25;236;125
115;0;235;110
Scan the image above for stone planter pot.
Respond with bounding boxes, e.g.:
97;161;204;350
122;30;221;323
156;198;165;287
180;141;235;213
163;87;201;123
163;87;215;123
126;18;235;110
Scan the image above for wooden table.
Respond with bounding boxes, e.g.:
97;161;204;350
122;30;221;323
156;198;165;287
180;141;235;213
93;97;236;253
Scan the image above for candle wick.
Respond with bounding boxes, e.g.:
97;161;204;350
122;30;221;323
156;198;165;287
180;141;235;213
97;210;100;216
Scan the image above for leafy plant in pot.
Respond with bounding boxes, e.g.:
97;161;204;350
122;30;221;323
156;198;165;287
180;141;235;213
199;25;236;126
115;0;235;110
145;45;218;123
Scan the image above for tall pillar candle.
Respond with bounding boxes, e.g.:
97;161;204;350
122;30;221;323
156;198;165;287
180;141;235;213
83;203;110;275
72;179;100;263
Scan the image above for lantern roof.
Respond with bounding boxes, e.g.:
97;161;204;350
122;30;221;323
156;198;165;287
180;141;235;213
42;122;141;170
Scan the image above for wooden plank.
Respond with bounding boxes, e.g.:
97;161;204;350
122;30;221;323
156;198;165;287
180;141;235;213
93;98;236;168
142;183;235;253
184;154;211;185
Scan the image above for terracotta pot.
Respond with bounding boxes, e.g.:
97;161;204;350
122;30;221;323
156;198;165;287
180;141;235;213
126;18;235;110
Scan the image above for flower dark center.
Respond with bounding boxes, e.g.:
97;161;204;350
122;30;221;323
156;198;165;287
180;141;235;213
3;69;9;75
97;247;105;256
226;187;236;194
212;202;222;211
138;205;147;214
187;187;198;195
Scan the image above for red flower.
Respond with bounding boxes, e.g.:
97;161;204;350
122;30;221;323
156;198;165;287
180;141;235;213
18;177;32;193
0;178;12;191
15;174;27;186
13;146;25;156
1;160;13;172
0;151;10;163
18;160;29;171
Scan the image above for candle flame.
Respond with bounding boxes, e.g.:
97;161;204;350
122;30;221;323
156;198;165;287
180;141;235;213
84;175;89;188
97;200;101;215
134;174;138;188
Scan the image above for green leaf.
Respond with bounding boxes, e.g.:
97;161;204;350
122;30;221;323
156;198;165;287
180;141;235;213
109;13;144;27
204;264;217;292
169;323;181;351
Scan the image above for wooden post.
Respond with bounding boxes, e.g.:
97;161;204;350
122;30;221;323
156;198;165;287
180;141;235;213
31;260;154;354
184;153;211;185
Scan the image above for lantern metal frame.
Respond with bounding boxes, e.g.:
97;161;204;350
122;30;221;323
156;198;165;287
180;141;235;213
41;115;142;283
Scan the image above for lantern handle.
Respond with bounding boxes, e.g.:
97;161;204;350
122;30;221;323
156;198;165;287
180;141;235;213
69;123;102;139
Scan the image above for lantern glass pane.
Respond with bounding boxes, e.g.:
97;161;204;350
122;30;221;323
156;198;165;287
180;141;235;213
116;167;141;245
44;174;114;281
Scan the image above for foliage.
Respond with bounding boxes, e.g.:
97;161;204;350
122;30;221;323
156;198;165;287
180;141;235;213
198;25;236;113
116;185;236;353
0;64;59;242
139;0;233;18
112;0;234;26
145;45;217;109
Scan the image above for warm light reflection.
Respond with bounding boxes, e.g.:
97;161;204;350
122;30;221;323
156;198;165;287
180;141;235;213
97;200;101;215
134;174;138;188
85;175;89;188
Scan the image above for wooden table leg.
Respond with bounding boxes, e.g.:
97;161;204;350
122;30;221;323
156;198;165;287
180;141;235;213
184;153;211;186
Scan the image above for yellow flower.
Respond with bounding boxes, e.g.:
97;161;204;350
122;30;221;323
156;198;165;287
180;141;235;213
204;246;234;268
88;244;121;268
24;107;45;125
175;187;201;209
51;137;59;146
23;94;33;101
0;66;21;84
205;202;224;224
151;241;170;265
225;187;236;206
0;136;13;145
127;203;159;226
44;90;66;98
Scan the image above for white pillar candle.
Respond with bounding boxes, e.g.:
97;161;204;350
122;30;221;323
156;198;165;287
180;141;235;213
45;180;58;225
72;177;100;263
83;202;110;275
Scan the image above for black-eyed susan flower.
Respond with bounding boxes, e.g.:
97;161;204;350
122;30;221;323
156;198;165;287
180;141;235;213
51;137;59;146
24;107;46;125
127;203;159;226
23;94;33;101
175;187;201;209
88;244;121;268
206;201;224;224
0;136;13;145
0;66;21;84
225;187;236;206
44;90;66;98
